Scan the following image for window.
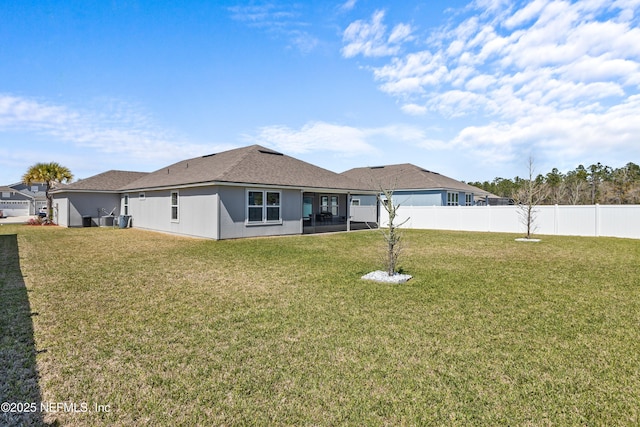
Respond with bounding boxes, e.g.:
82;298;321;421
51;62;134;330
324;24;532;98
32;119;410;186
123;195;129;215
139;192;146;201
447;192;459;206
465;193;473;206
321;195;339;215
31;185;39;192
248;191;263;222
266;192;280;221
171;191;179;221
2;192;9;198
247;190;280;224
351;198;360;206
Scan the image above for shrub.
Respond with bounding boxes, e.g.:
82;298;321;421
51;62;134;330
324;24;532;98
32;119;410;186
26;217;44;226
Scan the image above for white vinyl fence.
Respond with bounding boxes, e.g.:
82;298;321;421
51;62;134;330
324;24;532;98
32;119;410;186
381;204;640;239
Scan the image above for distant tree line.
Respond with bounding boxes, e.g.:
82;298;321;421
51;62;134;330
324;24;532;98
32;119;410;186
468;162;640;205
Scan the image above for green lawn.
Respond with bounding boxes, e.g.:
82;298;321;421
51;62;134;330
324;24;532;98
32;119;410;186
1;225;639;425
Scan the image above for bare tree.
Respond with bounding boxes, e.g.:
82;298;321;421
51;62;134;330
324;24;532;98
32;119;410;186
514;156;548;239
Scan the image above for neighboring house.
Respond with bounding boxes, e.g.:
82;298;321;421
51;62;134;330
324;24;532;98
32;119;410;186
52;170;149;227
0;185;32;217
0;182;49;216
341;163;490;207
475;192;512;206
54;145;378;239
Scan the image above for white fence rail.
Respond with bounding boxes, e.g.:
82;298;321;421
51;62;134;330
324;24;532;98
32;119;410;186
380;205;640;239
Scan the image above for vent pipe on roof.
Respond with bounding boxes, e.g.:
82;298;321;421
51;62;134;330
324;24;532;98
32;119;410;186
258;149;283;156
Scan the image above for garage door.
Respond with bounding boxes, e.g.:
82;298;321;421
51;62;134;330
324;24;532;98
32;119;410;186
0;200;30;216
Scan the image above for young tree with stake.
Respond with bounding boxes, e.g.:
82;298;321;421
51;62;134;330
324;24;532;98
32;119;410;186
378;187;409;276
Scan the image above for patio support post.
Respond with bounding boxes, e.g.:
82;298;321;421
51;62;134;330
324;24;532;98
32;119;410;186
347;192;351;232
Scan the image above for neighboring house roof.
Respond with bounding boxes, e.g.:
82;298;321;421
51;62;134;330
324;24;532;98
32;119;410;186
0;185;17;193
0;186;32;199
341;163;490;195
120;145;373;192
8;182;51;200
53;170;149;193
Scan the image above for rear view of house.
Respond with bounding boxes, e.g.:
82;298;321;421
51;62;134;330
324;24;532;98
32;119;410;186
118;145;378;239
53;145;378;239
52;170;149;227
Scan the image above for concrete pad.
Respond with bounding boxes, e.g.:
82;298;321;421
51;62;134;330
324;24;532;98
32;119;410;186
0;215;37;224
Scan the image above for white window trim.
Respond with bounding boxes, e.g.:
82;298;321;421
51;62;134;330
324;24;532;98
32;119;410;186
246;189;282;225
465;193;473;206
139;192;146;201
170;191;179;222
123;194;129;215
447;192;459;206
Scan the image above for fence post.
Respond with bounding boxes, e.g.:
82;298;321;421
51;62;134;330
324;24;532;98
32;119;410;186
595;204;600;237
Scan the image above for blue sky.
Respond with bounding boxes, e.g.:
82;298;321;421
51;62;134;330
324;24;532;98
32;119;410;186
1;0;639;185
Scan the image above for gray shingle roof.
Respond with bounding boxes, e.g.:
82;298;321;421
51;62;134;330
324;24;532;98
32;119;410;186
341;163;489;194
120;145;373;192
54;170;149;192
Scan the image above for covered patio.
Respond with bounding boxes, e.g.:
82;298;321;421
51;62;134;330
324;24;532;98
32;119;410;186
302;192;377;234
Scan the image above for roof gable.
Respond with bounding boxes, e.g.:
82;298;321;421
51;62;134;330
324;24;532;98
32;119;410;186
341;163;488;194
120;145;371;192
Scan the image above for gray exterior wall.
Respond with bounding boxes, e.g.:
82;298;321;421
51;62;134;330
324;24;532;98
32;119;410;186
394;190;445;206
378;190;477;207
126;186;219;239
218;186;302;240
53;193;121;227
126;185;302;240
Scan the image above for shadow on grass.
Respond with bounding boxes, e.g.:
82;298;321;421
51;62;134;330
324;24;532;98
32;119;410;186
0;234;56;426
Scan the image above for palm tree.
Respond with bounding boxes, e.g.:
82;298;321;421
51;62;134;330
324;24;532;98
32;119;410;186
22;162;73;223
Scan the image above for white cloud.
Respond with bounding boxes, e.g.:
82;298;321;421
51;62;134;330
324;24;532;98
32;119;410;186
228;4;318;54
0;94;217;164
401;103;428;115
503;0;549;29
388;23;413;44
341;10;413;58
288;31;319;54
227;4;297;26
347;0;640;168
250;121;374;155
247;121;450;157
340;0;357;12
